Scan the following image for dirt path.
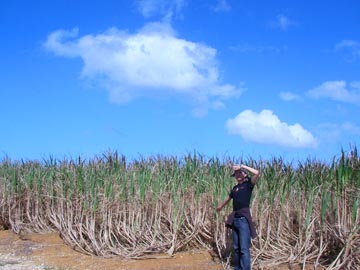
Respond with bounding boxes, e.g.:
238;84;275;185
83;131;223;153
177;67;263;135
0;230;223;270
0;230;321;270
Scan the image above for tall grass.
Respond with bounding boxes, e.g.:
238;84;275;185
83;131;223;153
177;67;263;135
0;149;359;269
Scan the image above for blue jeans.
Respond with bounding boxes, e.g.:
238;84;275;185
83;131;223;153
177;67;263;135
232;217;251;270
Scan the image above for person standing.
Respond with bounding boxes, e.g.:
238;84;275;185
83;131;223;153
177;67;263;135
216;164;260;270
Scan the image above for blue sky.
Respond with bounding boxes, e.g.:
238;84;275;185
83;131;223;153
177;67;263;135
1;0;360;163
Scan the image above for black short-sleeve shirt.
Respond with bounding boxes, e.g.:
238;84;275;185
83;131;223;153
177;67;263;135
229;177;254;211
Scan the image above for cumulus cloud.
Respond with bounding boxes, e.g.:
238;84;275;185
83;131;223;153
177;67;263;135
335;40;360;61
279;91;302;101
43;22;241;112
226;109;317;148
307;81;360;105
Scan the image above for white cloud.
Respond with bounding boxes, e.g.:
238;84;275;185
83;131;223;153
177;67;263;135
136;0;186;18
279;91;302;101
226;109;317;148
316;122;360;142
307;80;360;105
315;123;341;142
335;40;360;61
270;14;296;31
43;28;80;57
44;22;241;112
212;0;231;12
351;81;360;89
229;43;286;54
341;122;360;135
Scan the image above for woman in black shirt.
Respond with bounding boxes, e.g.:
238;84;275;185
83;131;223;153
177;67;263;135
216;164;260;270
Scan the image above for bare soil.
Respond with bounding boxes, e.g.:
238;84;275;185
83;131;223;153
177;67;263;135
0;230;223;270
0;230;319;270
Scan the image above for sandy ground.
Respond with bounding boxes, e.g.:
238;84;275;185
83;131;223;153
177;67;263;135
0;230;321;270
0;230;224;270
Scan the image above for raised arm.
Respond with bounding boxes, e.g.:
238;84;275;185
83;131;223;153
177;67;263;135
233;164;260;185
